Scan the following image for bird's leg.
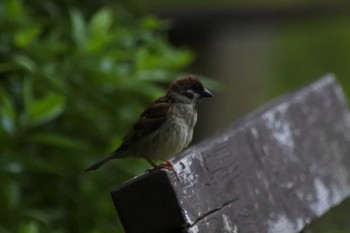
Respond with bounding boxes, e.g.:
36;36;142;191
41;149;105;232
145;158;158;168
158;160;175;171
158;160;180;181
144;158;159;173
144;158;180;181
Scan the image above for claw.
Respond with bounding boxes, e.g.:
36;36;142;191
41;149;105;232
144;158;180;181
158;160;174;170
158;160;180;181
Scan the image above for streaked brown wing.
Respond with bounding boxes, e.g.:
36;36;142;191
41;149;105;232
118;97;170;149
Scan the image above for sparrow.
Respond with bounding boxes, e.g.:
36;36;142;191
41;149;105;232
85;74;213;172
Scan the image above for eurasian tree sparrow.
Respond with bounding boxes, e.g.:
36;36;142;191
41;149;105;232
85;74;213;172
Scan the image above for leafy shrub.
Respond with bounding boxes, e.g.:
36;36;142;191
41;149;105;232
0;0;193;232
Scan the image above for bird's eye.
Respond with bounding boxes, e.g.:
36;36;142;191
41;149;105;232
181;89;195;99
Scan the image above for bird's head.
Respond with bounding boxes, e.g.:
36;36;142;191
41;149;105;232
167;74;214;104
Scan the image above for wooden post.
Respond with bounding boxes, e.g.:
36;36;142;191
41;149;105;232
111;75;350;233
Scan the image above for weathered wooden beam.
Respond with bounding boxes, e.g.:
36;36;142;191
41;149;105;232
111;75;350;233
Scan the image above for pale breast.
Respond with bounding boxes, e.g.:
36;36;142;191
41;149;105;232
135;103;198;161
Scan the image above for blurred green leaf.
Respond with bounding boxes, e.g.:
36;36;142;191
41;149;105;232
23;77;33;112
14;27;40;47
12;54;36;72
0;89;16;134
0;180;20;209
28;133;90;150
87;8;113;51
5;0;22;18
70;8;87;48
27;94;65;126
89;8;113;37
142;15;168;30
22;209;57;226
18;222;39;233
0;161;22;174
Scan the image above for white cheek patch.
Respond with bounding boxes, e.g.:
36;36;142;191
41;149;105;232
185;89;200;100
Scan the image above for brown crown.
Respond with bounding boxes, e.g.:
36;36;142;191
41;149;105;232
168;74;204;94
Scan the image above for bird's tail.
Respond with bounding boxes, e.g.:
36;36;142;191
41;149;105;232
85;152;116;172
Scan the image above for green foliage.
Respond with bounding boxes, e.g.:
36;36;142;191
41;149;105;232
269;18;350;101
0;0;193;232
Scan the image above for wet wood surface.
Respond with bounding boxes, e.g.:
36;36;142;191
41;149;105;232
111;75;350;233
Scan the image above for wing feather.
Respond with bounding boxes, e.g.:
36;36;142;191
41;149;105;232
119;97;170;149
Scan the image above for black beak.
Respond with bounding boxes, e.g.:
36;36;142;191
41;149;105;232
201;88;214;98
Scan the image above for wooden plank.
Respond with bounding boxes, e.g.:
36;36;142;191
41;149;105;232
111;75;350;233
111;170;185;233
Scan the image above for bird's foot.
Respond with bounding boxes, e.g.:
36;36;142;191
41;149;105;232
158;160;174;170
158;160;180;181
145;160;180;181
